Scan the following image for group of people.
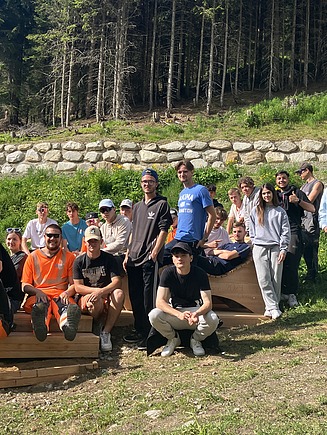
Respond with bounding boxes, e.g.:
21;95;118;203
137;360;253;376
0;160;326;359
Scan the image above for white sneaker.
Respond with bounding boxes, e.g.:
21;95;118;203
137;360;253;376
288;294;299;308
100;331;112;352
270;309;282;320
264;310;272;317
161;335;181;357
190;336;205;357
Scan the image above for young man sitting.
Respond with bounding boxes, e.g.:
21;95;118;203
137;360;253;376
197;222;251;276
149;242;219;357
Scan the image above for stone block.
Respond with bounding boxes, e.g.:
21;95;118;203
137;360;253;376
4;144;17;152
186;140;208;150
1;164;15;174
44;150;62;162
18;143;32;151
121;152;137;163
52;143;61;150
26;149;41;162
253;141;275;152
16;163;32;174
298;139;325;153
265;151;287;163
233;141;253;152
139;150;166;163
212;161;225;169
57;162;77;172
77;162;93;171
142;143;158;151
209;140;232;150
85;152;102;163
33;142;51;152
159;141;185;151
240;151;264;164
95;161;113;170
317;154;327;163
276;140;298;153
167;152;184;162
103;150;119;162
63;151;84;162
203;149;222;163
121;142;140;151
86;140;104;151
0;152;5;164
289;152;316;163
104;141;118;149
184;150;200;159
190;158;208;168
7;151;24;163
62;141;85;151
224;151;239;164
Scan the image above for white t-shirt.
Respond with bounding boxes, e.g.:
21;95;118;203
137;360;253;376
23;218;58;250
205;227;231;256
228;202;245;222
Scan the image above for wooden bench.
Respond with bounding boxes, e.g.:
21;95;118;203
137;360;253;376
209;258;265;327
0;312;99;359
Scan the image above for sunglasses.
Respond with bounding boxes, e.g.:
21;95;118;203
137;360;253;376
99;207;112;213
6;227;22;233
45;233;60;239
38;207;48;213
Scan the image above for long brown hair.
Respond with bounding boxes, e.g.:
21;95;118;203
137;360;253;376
256;183;279;226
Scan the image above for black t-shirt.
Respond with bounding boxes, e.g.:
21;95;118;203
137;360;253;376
0;243;23;302
277;186;311;233
73;251;120;288
159;265;210;308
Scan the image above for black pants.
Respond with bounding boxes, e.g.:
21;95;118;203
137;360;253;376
126;260;159;337
281;232;303;295
0;279;13;326
302;230;320;280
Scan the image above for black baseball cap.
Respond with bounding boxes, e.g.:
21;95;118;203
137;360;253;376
171;242;192;255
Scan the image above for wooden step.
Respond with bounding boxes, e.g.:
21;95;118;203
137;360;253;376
14;312;93;333
0;361;99;388
217;311;266;328
0;332;99;359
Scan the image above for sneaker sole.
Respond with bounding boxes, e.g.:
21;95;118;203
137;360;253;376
63;304;81;341
31;304;48;342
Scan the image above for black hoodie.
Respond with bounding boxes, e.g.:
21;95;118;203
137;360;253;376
128;194;173;266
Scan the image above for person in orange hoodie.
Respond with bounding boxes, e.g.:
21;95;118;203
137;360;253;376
166;208;178;243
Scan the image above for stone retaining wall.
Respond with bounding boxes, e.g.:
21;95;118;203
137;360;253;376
1;139;327;174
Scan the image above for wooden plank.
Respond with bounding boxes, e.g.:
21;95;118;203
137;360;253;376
216;311;267;328
0;332;99;359
14;312;93;333
114;310;134;327
0;362;99;388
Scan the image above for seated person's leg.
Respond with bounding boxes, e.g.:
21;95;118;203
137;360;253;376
192;310;219;342
0;279;13;327
78;294;105;320
149;307;196;339
24;295;50;342
103;288;124;333
52;297;81;341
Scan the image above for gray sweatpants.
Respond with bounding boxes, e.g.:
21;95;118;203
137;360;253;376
149;306;219;341
252;244;283;311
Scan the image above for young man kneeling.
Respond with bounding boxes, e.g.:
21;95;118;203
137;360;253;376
149;242;219;357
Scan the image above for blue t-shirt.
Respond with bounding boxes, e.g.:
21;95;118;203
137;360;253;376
62;219;88;252
175;184;213;242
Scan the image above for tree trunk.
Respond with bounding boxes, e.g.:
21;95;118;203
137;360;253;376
65;41;74;127
167;0;176;115
268;0;275;98
220;0;229;107
303;0;310;89
196;12;205;106
149;0;158;111
289;0;297;89
234;0;242;97
60;43;67;128
206;0;216;115
96;16;105;122
85;33;95;119
176;9;184;101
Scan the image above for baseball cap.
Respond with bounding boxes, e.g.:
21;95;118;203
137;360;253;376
295;162;313;174
98;199;115;209
85;212;98;220
171;242;192;255
120;199;133;208
84;225;102;241
141;168;158;182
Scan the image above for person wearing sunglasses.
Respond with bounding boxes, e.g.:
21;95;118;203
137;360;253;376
22;224;81;342
6;228;28;284
99;199;132;261
22;201;57;255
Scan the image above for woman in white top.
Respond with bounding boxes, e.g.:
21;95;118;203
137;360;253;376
249;183;291;320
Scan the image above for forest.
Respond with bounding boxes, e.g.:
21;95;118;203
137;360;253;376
0;0;326;127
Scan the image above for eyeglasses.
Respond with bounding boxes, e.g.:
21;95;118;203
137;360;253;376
141;180;156;185
99;207;112;213
38;207;48;213
6;227;22;233
45;233;60;239
86;219;97;224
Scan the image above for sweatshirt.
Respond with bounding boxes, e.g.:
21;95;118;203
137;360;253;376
249;205;291;253
128;194;172;266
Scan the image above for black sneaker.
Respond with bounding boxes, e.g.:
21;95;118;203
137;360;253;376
123;332;144;343
61;304;81;341
31;303;48;342
137;337;147;351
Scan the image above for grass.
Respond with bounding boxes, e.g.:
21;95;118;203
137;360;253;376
1;92;327;145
